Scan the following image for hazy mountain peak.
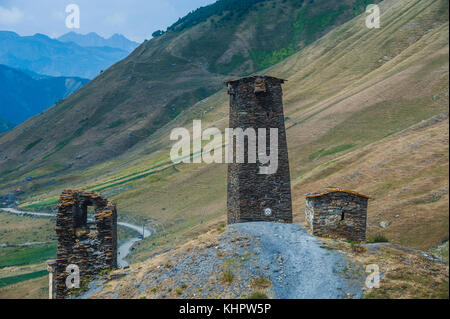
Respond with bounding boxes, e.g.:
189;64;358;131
58;31;139;52
0;30;19;39
32;33;51;40
109;33;125;39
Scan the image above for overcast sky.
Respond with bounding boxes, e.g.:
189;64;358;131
0;0;217;42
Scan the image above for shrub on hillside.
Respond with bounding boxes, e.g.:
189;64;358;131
368;234;389;243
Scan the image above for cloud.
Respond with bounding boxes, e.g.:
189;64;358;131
0;6;24;25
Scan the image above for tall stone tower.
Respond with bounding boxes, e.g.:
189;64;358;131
226;76;293;224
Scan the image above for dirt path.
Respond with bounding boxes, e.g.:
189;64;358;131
234;222;364;298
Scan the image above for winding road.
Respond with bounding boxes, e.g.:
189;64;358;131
0;208;153;268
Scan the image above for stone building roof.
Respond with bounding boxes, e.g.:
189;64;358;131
305;188;371;199
225;75;286;86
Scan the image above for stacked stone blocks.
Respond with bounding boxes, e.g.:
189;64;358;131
226;76;293;224
305;189;369;242
55;189;117;299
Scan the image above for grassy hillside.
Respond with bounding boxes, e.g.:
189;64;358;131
0;0;444;261
0;0;448;298
0;262;48;299
0;0;378;181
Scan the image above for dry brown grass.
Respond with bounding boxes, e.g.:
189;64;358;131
0;276;48;299
251;277;272;289
292;118;449;249
0;214;55;244
319;238;449;299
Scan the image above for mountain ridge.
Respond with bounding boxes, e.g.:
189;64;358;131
0;31;129;78
57;32;140;52
0;0;380;176
0;64;89;125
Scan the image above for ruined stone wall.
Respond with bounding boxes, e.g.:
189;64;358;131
305;191;368;242
55;190;117;299
227;76;293;224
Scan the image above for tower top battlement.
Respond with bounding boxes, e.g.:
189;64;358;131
225;75;286;86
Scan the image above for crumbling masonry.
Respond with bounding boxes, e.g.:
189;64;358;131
54;190;117;299
305;188;369;242
226;76;293;224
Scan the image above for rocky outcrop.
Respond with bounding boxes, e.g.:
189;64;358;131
80;222;364;299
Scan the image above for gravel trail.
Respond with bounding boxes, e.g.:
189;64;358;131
233;222;364;299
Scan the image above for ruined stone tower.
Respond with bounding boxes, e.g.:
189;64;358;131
54;190;117;299
226;76;293;224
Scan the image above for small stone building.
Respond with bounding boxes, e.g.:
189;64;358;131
305;188;369;242
54;190;117;299
226;76;293;224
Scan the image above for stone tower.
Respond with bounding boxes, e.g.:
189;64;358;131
226;76;293;224
54;190;117;299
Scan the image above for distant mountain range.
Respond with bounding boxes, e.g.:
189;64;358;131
0;31;130;78
58;32;140;52
0;64;89;126
0;31;138;127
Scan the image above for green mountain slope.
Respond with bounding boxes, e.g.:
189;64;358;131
0;0;448;259
0;0;377;178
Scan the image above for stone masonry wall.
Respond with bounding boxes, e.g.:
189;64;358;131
305;191;368;242
226;76;293;224
55;190;117;299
